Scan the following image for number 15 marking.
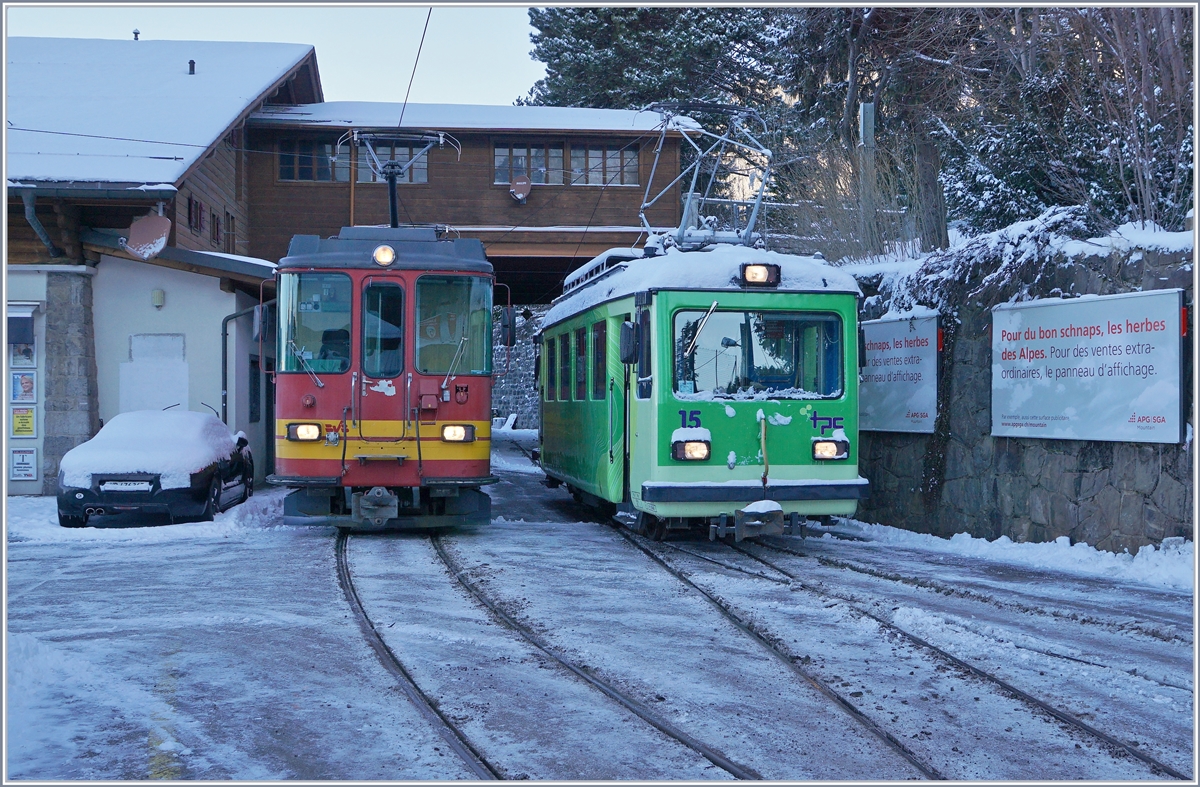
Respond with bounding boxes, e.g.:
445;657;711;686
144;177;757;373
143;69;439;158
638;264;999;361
679;410;702;428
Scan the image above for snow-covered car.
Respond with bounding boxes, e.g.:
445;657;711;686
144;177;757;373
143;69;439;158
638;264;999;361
56;410;254;528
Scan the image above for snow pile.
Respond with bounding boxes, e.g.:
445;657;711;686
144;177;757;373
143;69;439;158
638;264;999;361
6;488;289;543
543;243;860;329
831;520;1194;591
59;410;237;490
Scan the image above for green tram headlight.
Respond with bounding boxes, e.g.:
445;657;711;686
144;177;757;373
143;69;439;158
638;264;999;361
441;424;476;443
739;262;780;287
287;423;322;441
671;440;711;461
812;439;850;460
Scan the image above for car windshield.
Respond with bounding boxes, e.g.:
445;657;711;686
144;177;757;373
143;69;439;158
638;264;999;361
673;310;842;399
278;272;353;373
415;275;492;375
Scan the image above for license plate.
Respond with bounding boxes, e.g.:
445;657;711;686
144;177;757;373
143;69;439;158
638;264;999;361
101;481;152;492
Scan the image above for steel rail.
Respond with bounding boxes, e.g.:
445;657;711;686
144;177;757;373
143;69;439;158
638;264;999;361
606;523;943;780
731;541;1190;781
334;532;501;780
757;539;1193;685
430;535;763;781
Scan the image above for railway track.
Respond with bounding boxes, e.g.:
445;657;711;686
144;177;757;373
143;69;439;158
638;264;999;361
333;531;500;780
604;522;944;780
429;534;764;780
756;539;1194;690
630;529;1187;781
782;539;1192;646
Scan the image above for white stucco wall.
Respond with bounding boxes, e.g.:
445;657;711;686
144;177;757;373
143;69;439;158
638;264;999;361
92;255;270;483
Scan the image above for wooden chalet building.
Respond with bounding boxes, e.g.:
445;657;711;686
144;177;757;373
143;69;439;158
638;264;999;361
243;102;683;303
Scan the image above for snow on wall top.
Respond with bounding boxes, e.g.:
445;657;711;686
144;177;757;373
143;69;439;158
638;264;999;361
542;243;860;329
59;410;238;490
6;37;313;183
249;101;700;133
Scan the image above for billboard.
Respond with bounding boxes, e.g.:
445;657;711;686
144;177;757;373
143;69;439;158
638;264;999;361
860;313;938;433
991;289;1184;443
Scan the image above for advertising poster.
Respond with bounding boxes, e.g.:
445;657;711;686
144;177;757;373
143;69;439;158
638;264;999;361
10;370;36;403
860;312;938;433
991;289;1183;443
10;406;37;438
10;448;36;481
10;341;35;368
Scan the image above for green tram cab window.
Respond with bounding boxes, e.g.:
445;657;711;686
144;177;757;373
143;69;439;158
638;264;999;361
362;282;404;378
673;310;843;399
279;272;353;373
415;275;493;375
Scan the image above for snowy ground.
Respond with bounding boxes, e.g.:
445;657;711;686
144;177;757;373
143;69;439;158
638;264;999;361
5;430;1193;779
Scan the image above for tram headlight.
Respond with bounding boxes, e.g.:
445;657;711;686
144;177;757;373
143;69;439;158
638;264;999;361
671;440;711;461
739;263;780;287
287;423;322;441
812;439;849;460
373;244;396;266
441;424;476;443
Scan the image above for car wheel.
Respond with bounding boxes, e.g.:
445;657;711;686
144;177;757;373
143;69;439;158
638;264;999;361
201;479;221;521
58;512;87;528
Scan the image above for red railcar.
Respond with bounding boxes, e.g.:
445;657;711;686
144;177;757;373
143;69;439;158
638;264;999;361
267;226;498;529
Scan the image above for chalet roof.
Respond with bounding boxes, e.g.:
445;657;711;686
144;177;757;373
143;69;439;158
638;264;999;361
248;101;699;135
6;37;317;185
82;228;276;283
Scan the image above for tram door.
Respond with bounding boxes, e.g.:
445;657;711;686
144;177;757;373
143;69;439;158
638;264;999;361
356;278;407;436
601;314;628;504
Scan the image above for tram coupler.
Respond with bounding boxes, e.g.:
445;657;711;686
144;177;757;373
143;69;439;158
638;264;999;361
352;486;399;527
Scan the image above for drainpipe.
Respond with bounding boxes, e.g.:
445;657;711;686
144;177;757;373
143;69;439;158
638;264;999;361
22;192;64;258
221;303;260;424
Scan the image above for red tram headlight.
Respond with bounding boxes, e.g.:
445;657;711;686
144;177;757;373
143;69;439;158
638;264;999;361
287;423;322;441
441;424;475;442
812;440;849;460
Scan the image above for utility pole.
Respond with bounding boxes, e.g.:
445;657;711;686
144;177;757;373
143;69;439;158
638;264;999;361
858;102;881;256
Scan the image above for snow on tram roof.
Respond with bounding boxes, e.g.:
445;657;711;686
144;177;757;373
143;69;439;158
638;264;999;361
542;243;861;329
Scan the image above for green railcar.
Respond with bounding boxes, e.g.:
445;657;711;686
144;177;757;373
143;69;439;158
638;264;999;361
537;242;868;540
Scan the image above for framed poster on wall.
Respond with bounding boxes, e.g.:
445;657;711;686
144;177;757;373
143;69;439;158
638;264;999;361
10;341;35;368
860;311;938;433
10;370;36;403
10;406;36;439
10;447;36;481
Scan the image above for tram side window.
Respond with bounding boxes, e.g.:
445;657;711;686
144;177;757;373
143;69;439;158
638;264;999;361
362;282;403;378
545;338;556;401
591;321;606;400
636;309;652;399
558;335;571;401
278;272;353;373
574;327;587;400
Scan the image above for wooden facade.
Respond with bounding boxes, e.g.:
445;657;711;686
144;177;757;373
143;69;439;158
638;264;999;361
245;125;682;302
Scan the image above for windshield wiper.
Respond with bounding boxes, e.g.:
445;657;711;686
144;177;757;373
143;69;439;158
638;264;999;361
441;334;469;394
685;300;720;357
289;339;325;389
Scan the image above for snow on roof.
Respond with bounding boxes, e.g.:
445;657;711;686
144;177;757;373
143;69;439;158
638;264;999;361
6;37;314;184
249;101;699;134
542;243;861;329
59;410;238;490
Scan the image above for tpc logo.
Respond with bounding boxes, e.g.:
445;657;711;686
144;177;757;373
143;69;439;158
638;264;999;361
810;410;844;435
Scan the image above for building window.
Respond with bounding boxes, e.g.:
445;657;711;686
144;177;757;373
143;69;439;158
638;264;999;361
357;144;428;184
210;210;221;246
278;139;350;182
494;142;564;185
186;195;205;234
224;212;237;254
248;355;261;423
570;143;639;186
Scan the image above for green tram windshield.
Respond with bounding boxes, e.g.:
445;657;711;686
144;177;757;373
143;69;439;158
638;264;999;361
415;275;493;375
673;309;843;399
279;272;353;373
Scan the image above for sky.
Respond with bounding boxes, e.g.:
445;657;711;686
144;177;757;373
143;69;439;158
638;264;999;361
4;4;546;106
